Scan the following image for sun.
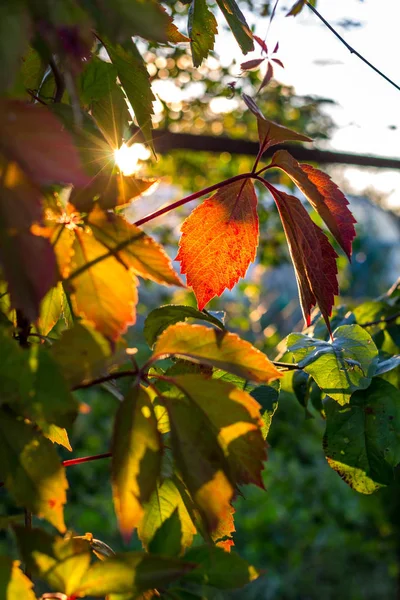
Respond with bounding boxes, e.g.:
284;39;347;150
114;143;151;176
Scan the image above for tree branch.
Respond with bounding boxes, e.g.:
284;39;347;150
62;452;112;468
306;1;400;93
72;370;138;391
360;311;400;328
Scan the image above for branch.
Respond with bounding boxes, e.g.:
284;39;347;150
49;57;65;103
72;369;138;391
272;360;301;370
306;1;400;93
360;311;400;328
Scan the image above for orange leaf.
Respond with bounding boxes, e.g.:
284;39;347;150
212;504;235;552
176;179;258;309
88;207;184;287
0;101;89;186
243;93;311;155
270;150;356;258
153;322;282;384
268;186;338;331
69;228;138;340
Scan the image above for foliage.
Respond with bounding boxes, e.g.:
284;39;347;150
0;0;398;599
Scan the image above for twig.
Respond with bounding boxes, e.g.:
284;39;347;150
272;360;301;370
306;1;400;93
72;370;138;391
360;311;400;328
62;452;112;468
26;89;48;105
49;57;65;103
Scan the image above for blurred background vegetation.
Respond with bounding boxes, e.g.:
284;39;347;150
2;1;400;598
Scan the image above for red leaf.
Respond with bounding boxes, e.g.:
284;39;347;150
270;150;356;258
258;61;274;92
240;58;265;70
272;41;279;54
176;179;258;310
267;185;338;331
253;35;268;54
0;100;89;186
271;58;284;68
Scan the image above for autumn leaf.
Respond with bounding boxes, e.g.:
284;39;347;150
176;178;258;309
152;322;282;383
270;150;356;258
0;557;36;600
112;385;162;542
243;93;312;155
258;61;274;92
267;185;338;331
0;100;89;186
68;228;138;340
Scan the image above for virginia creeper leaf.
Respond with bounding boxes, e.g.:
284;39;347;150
105;40;155;148
76;552;196;597
250;383;280;438
144;304;225;348
112;385;162;542
287;325;379;405
215;0;254;54
14;526;91;596
148;509;183;557
38;283;65;336
0;557;36;600
0;100;89;186
166;375;267;488
176;178;259;309
240;58;265;70
0;409;67;531
188;0;218;67
270;150;356;258
88;207;183;287
324;378;400;493
0;162;58;321
153;322;282;383
138;479;196;554
243;93;311;155
268;186;339;330
258;61;274;91
68;228;138;340
212;503;235;552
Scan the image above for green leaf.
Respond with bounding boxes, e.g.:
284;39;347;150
188;0;218;67
148;508;183;557
250;382;280;438
183;545;258;589
105;39;155;148
112;385;162;542
14;526;91;596
0;556;36;600
144;305;225;348
324;378;400;493
287;325;379;405
153;323;282;384
138;479;196;554
38;283;65;336
76;552;196;597
0;2;31;94
0;410;67;531
215;0;254;54
41;424;72;451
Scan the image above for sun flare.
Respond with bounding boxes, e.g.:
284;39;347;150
114;143;151;176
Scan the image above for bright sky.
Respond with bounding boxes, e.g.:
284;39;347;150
214;0;400;208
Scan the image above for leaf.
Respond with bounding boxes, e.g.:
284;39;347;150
287;325;379;405
0;409;67;531
324;378;400;493
106;39;155;148
138;479;196;554
176;179;259;309
41;424;72;451
250;383;280;438
153;322;282;384
215;0;254;54
14;526;91;596
0;100;89;186
68;227;138;340
38;283;64;336
0;162;58;321
76;552;196;597
188;0;218;67
270;150;356;258
253;35;268;54
164;7;190;44
148;509;183;557
258;61;274;92
0;557;36;600
243;93;311;155
51;321;119;387
112;385;162;542
0;2;30;94
88;207;183;287
105;174;158;210
212;503;235;552
287;0;307;16
144;305;225;348
183;545;258;590
240;58;265;70
268;186;338;331
166;375;267;488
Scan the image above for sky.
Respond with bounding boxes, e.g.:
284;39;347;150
214;0;400;208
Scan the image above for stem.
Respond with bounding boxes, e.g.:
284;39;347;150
272;361;301;370
62;452;112;468
360;312;400;328
49;57;65;103
72;369;138;391
16;310;31;348
26;89;48;105
306;1;400;93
